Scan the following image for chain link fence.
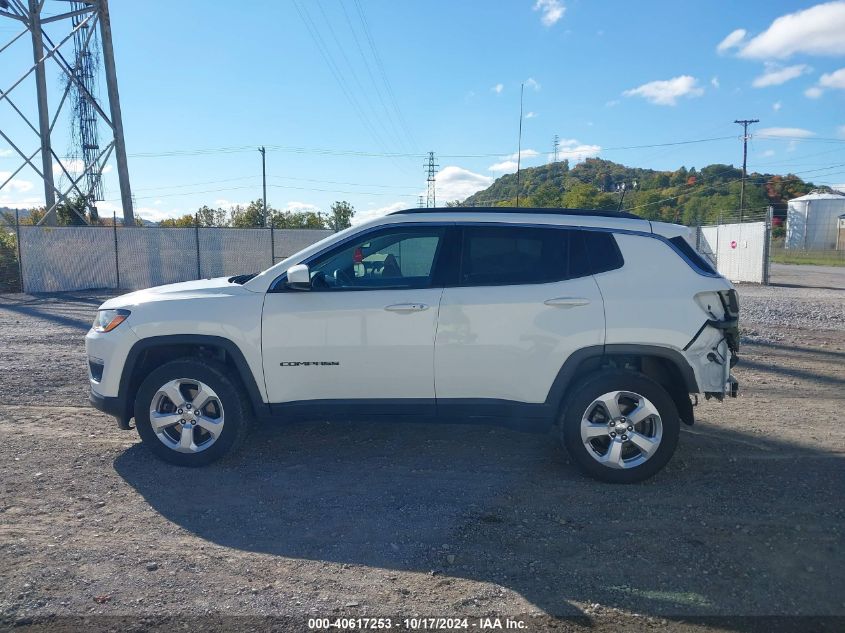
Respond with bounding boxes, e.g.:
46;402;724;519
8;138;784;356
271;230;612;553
5;223;332;294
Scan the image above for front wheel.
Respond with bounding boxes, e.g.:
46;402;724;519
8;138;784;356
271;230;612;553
134;359;251;466
560;370;680;483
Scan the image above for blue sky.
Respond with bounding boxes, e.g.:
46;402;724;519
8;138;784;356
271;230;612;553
1;0;844;223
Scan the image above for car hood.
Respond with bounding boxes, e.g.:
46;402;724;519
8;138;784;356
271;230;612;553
98;277;257;310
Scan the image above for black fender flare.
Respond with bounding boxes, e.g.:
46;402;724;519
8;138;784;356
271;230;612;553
115;334;268;428
546;344;698;426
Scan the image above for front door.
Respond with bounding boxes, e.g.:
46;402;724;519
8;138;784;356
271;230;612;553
262;224;448;413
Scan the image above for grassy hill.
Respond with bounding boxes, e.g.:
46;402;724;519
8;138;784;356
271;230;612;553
459;158;821;225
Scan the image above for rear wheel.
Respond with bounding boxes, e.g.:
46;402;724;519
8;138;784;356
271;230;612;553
134;359;251;466
560;370;680;483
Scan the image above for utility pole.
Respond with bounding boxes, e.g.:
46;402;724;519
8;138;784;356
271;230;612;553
259;146;267;225
552;134;560;164
425;151;438;208
516;82;524;208
734;119;759;223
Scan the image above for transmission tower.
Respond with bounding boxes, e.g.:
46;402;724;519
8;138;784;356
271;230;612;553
0;0;134;225
69;0;102;221
552;134;560;163
425;151;438;208
417;195;424;208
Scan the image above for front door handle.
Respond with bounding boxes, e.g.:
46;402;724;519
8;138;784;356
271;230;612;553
384;303;429;312
544;297;591;308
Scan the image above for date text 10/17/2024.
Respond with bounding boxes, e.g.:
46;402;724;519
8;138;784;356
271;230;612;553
307;617;528;630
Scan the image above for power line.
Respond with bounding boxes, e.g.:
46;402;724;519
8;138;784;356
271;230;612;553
352;0;419;152
117;135;740;160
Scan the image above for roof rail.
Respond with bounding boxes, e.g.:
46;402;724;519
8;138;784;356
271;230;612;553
389;206;642;220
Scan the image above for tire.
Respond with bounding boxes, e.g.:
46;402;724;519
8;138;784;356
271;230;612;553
134;358;251;467
559;370;680;483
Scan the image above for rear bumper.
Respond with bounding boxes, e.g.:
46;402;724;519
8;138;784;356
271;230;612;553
89;389;132;430
728;374;739;398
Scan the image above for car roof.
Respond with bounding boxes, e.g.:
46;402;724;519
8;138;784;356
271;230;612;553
390;206;642;220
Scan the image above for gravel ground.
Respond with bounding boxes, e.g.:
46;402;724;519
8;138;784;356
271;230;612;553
738;264;845;333
1;264;844;632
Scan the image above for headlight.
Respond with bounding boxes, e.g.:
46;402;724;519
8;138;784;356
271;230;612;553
93;309;131;333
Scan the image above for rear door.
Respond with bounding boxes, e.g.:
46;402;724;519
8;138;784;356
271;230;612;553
434;225;606;409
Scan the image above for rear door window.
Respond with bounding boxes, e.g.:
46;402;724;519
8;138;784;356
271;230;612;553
460;226;574;286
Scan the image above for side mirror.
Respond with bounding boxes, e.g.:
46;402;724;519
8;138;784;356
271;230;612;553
286;264;311;290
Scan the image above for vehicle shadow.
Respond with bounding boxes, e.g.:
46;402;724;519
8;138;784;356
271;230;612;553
0;292;114;331
113;415;845;626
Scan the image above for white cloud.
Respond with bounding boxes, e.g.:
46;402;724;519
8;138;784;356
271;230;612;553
488;160;520;173
436;166;493;200
716;28;747;54
738;2;845;58
554;138;601;163
837;124;845;138
711;76;720;89
214;198;251;209
52;159;85;175
831;183;845;193
605;99;619;107
0;171;34;193
282;201;321;213
352;201;406;225
752;63;811;88
102;164;113;174
134;206;187;223
492;83;504;94
525;77;541;91
0;148;14;158
773;101;782;111
819;67;845;88
623;75;704;106
803;67;845;98
533;0;565;26
488;149;540;173
525;111;537;119
756;127;816;138
761;149;776;157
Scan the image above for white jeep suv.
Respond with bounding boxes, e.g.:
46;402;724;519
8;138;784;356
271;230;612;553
86;208;739;483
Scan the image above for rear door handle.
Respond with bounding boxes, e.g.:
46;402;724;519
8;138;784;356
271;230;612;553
544;297;591;308
384;303;429;312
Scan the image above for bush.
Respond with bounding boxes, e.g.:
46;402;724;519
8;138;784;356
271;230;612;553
0;231;21;292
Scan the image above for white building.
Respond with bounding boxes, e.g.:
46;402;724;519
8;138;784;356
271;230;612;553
785;191;845;250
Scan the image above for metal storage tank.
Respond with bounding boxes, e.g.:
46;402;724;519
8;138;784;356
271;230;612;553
785;191;845;250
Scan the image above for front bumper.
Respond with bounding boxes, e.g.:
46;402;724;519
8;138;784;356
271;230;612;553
89;389;132;430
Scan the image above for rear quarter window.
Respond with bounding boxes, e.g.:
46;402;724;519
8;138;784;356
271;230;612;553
668;235;717;275
579;230;624;275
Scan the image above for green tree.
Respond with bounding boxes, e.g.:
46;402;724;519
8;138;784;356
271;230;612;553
195;205;228;227
269;209;328;229
327;200;355;231
159;214;196;228
229;199;267;228
56;196;88;225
